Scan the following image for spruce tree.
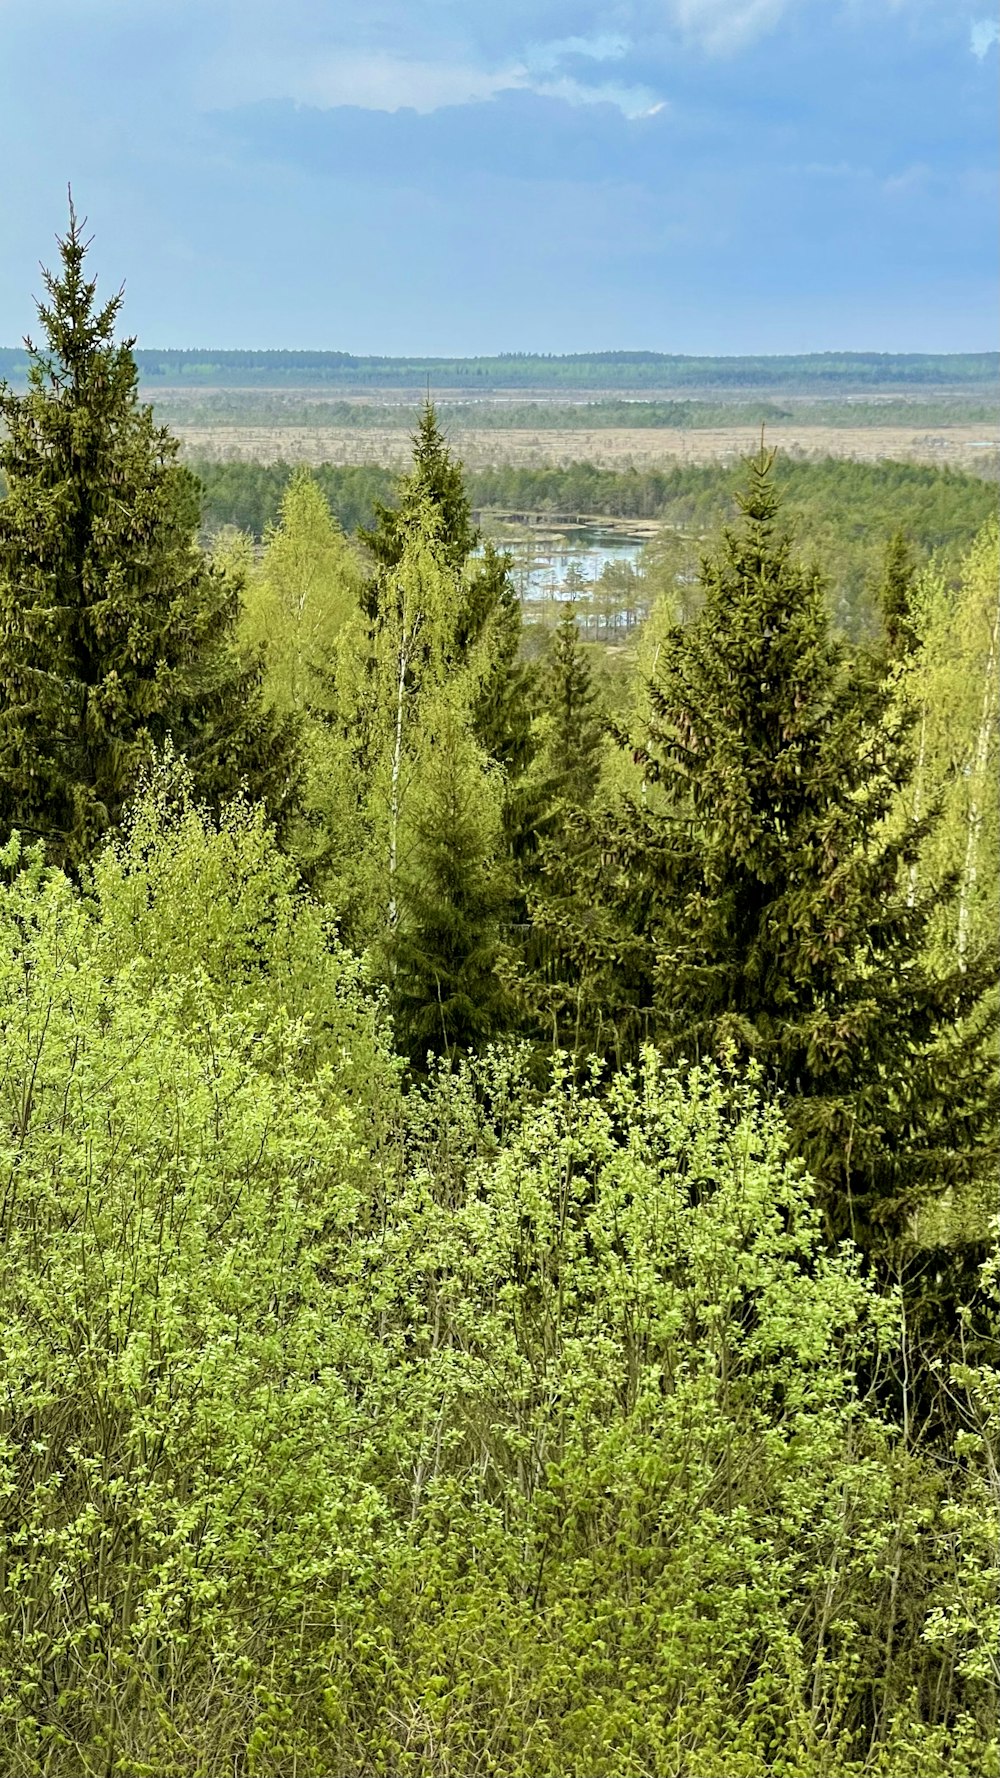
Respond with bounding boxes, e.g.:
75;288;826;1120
388;697;510;1068
359;400;476;590
538;449;996;1249
358;403;529;749
510;607;608;1048
0;207;296;870
513;603;603;910
879;529;919;659
535;603;605;811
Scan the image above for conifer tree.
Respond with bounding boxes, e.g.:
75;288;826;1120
507;608;608;1047
388;696;510;1068
513;603;603;906
536;449;996;1249
0;207;296;869
358;402;531;765
359;401;476;580
879;529;919;659
456;540;525;758
535;603;605;812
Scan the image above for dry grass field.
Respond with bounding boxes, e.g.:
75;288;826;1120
176;421;999;474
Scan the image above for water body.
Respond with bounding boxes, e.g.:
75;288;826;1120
481;520;654;626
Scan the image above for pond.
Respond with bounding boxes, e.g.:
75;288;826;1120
479;517;657;635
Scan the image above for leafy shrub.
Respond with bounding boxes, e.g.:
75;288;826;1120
0;808;995;1774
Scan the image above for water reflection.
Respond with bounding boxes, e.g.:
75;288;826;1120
482;520;655;638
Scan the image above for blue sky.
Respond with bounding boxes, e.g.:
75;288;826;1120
0;0;996;352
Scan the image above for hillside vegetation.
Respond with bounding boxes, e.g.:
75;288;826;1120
1;216;997;1778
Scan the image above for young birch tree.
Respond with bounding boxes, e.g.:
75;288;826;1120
900;519;1000;973
241;467;362;717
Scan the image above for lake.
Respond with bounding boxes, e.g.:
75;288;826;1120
479;517;657;633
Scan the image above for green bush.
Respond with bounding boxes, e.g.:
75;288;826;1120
0;800;995;1774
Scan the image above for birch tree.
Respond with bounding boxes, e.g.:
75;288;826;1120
240;468;362;717
900;519;999;973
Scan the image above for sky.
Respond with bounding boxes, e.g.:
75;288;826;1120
0;0;996;353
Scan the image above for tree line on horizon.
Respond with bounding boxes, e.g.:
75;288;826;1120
0;212;997;1776
1;340;997;391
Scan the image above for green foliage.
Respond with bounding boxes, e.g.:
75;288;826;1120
534;603;606;812
194;453;996;641
0;210;297;870
359;401;477;580
4;343;993;391
0;794;395;1774
94;757;393;1102
2;920;995;1775
922;1225;1000;1696
0;227;997;1771
511;605;607;982
530;450;998;1250
332;498;468;941
110;388;1000;433
462;538;536;772
194;458;397;538
897;519;1000;976
239;467;363;716
310;424;531;1006
387;698;511;1067
879;529;920;659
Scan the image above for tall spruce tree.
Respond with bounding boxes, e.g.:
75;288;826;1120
387;696;510;1069
358;402;532;764
513;604;604;909
535;449;996;1250
508;607;609;1049
879;529;919;660
359;401;476;582
535;604;605;812
0;206;296;870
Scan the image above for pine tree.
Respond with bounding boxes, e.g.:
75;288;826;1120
0;206;296;870
539;449;996;1249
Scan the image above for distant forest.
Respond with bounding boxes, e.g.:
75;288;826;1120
146;392;1000;429
192;453;996;640
194;453;996;539
2;217;999;1778
1;344;997;392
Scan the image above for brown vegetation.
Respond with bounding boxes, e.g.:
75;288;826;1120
177;420;999;473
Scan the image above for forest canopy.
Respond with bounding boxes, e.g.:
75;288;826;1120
0;217;997;1778
1;343;997;391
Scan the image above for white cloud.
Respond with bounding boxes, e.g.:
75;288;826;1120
212;42;662;118
236;50;521;112
532;75;664;116
970;18;999;56
665;0;795;54
527;33;631;72
882;161;931;196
